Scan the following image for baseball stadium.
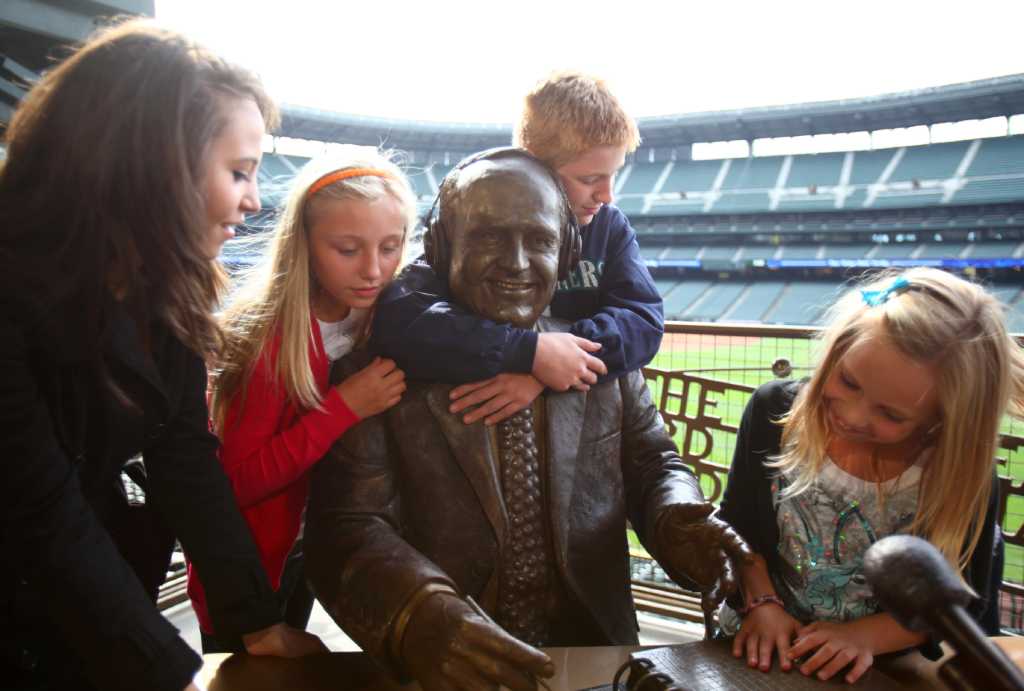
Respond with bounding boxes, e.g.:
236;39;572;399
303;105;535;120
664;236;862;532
3;0;1024;686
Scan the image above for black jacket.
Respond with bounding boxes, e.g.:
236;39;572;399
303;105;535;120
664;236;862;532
719;379;1003;651
0;298;280;691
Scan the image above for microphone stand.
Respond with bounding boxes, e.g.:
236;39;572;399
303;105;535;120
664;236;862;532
864;535;1024;691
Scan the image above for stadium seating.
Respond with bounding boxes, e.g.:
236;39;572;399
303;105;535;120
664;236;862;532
661;281;712;319
243;138;1022;330
954;178;1024;205
723;281;786;321
616;135;1024;215
639;245;667;260
969;136;1024;177
763;282;844;325
737;245;778;260
848;149;894;186
778;245;820;259
701;246;740;261
681;282;747;321
620;162;664;195
721;156;783;190
872;243;918;258
663;246;702;259
969;241;1022;258
891;140;968;182
917;243;967;258
646;277;1024;327
786;152;845;188
824;244;873;259
661;160;722;193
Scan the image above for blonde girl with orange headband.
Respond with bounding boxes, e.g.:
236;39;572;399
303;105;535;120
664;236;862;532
187;147;417;650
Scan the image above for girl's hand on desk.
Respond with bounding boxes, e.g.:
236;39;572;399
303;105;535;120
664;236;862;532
733;601;801;673
788;620;874;684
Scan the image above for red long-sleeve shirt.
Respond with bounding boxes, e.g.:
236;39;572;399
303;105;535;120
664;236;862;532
187;320;359;633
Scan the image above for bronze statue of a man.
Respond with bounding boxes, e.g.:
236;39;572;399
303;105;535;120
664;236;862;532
306;148;750;691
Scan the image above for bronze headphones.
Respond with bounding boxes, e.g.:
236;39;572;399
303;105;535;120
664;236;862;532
422;147;582;280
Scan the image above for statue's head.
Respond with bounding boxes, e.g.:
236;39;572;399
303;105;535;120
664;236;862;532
424;148;580;329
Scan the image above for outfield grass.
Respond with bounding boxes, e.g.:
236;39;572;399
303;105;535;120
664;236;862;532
643;332;1024;585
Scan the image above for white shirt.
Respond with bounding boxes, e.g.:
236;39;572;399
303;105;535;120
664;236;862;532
317;308;367;362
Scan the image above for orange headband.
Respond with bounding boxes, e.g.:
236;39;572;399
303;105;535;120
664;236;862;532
307;167;395;197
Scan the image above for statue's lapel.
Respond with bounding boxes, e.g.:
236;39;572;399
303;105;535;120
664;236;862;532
545;388;587;557
425;385;506;545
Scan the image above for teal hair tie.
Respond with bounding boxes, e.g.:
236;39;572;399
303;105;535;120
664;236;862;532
860;276;911;307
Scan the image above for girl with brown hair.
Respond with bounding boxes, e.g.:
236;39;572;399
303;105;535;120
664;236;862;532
0;19;323;691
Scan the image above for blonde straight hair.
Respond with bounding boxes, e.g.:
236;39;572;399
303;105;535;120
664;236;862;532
771;267;1024;572
210;147;418;432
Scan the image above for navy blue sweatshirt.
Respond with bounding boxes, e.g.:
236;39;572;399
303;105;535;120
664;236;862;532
370;204;664;383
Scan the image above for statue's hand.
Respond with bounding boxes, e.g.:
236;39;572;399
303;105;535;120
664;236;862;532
402;592;553;691
655;502;754;611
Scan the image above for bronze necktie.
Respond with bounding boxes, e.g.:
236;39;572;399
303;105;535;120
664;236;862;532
494;407;549;646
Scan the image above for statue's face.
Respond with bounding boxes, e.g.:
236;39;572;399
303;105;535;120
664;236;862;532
446;159;563;328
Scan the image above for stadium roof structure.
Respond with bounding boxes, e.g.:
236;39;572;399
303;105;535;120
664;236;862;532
280;74;1024;152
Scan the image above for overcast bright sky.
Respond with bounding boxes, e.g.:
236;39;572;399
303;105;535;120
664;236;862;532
155;0;1024;124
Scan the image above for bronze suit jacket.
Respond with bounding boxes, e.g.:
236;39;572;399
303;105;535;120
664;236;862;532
306;342;702;673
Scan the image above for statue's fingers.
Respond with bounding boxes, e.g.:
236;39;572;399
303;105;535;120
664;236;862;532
440;654;498;691
718;549;738;600
702;587;721;617
470;623;552;677
664;502;715;528
718;525;755;563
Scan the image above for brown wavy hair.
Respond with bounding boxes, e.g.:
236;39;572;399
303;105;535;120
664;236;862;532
0;18;278;360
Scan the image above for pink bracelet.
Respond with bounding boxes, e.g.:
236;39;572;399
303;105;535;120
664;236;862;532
740;594;785;615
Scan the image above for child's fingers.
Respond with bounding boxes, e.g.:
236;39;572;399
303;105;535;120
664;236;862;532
787;631;820;661
450;383;500;414
572;336;602;353
745;632;761;668
461;394;510;425
845;652;873;684
816;648;856;681
570;381;591;392
798;642;834;676
732;630;747;658
796;621;819;637
777;633;793;671
450;378;494;401
484;402;522;426
582;353;608;375
372;357;398;375
757;636;774;672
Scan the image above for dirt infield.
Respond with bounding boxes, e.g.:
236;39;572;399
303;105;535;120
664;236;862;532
661;332;761;352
